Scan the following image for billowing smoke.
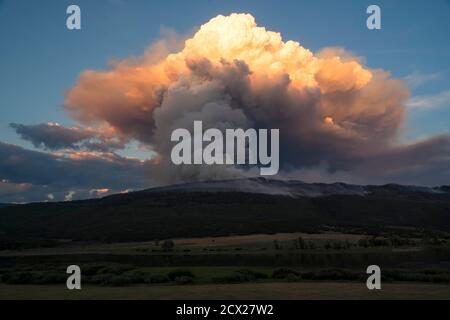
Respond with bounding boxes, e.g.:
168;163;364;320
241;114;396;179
61;13;447;185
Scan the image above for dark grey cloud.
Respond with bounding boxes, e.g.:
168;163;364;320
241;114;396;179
10;123;93;150
0;141;149;202
354;134;450;186
10;123;125;152
284;134;450;187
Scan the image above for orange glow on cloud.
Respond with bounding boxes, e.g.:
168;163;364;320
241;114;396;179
63;13;410;183
64;14;381;139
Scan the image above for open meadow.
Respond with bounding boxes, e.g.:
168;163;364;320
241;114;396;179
1;282;450;300
1;232;449;299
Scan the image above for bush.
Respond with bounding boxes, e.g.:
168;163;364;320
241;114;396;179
145;274;170;284
96;264;134;275
214;269;268;283
234;269;267;281
108;275;134;286
123;270;148;284
167;269;195;281
305;269;360;281
89;273;114;285
214;273;247;284
286;273;302;282
89;273;134;286
161;239;175;251
358;239;369;248
32;272;66;284
82;264;107;276
1;271;34;284
1;270;68;285
174;276;195;285
382;270;450;283
272;268;301;279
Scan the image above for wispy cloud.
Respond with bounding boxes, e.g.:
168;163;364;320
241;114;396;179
404;71;441;89
407;90;450;110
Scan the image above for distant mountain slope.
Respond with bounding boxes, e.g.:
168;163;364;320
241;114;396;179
0;178;449;249
148;177;447;198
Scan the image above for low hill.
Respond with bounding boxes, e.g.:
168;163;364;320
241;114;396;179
0;178;449;249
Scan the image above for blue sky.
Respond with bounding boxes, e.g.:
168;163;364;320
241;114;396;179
1;0;449;148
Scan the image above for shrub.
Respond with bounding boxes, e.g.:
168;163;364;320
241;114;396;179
307;241;316;250
89;273;134;286
214;269;267;283
145;274;170;284
307;269;360;281
82;264;108;276
273;240;281;250
123;270;148;284
167;269;195;281
1;270;67;285
286;273;302;282
174;276;194;285
382;270;450;283
108;275;134;286
272;268;301;279
32;272;66;284
90;273;114;285
161;239;175;251
358;239;369;248
297;237;307;250
1;271;34;284
234;269;267;281
214;273;247;284
96;264;134;275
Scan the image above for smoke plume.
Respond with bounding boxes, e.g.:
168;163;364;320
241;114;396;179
61;13;447;185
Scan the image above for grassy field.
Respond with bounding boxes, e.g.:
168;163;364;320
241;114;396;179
0;231;434;257
1;232;449;300
1;231;447;271
1;282;449;300
0;232;367;256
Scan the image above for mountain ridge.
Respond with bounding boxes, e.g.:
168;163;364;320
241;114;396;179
1;177;449;249
1;178;449;206
141;177;449;198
